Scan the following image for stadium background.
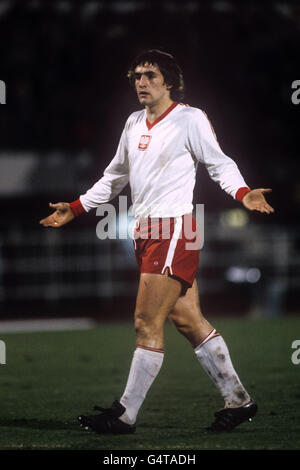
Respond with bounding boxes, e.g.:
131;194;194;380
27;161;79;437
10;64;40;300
0;0;298;321
0;0;299;453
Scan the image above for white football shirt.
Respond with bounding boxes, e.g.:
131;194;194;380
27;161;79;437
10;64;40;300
79;102;249;218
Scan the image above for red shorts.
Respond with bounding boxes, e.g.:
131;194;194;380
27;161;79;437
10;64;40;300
133;214;201;288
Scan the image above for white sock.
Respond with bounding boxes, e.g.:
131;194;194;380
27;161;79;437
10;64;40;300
119;345;164;425
194;329;250;408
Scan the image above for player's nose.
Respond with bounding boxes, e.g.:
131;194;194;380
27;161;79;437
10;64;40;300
139;74;148;86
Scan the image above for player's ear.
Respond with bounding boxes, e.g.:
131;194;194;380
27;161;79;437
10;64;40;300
165;83;173;94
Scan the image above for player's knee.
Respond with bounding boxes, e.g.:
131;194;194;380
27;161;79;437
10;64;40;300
135;310;163;338
169;310;185;329
169;310;196;337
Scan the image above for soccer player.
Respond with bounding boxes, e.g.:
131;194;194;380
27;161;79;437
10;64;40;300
40;49;274;433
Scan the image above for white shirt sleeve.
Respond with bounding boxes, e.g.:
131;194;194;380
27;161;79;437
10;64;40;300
79;125;129;212
188;109;249;198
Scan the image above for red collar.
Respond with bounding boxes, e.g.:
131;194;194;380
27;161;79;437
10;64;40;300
146;102;179;131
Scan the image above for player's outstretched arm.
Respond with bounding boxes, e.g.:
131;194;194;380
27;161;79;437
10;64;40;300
242;188;274;214
39;202;75;228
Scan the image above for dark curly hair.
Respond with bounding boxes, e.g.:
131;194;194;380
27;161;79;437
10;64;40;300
127;49;184;101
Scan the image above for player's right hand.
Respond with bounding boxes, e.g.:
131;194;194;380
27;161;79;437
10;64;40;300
39;202;75;228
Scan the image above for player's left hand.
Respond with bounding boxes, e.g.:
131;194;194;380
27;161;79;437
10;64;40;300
242;188;275;214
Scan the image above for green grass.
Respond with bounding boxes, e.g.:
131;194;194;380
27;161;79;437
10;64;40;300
0;316;300;450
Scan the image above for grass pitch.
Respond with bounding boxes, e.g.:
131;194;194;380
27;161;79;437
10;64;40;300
0;316;299;451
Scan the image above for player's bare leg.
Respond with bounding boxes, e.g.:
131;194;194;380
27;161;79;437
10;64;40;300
168;279;256;429
134;271;182;349
168;279;213;347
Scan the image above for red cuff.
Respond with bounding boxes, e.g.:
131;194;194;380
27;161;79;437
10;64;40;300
69;198;86;216
235;187;251;202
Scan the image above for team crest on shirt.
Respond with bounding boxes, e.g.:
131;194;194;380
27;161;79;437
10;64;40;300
138;135;151;150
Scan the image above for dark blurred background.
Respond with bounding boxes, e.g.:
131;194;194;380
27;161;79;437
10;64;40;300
0;0;299;321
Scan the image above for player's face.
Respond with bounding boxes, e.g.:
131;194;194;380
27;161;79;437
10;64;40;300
134;63;172;106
